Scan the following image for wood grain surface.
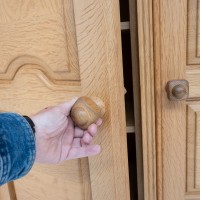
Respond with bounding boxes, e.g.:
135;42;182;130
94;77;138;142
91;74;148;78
137;0;157;199
71;96;105;130
73;0;130;199
0;0;130;200
153;0;187;199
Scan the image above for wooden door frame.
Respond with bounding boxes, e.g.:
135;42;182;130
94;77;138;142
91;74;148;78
136;0;157;200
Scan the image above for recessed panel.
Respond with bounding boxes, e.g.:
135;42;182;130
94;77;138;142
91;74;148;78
187;103;200;192
187;0;200;65
0;0;80;82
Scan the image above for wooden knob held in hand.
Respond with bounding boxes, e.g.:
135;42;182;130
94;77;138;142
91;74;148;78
70;96;105;130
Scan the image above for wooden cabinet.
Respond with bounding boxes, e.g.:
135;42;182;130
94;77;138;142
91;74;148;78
0;0;130;200
136;0;200;199
2;0;194;199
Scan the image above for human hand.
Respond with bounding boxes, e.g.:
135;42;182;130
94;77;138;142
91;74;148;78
30;98;102;164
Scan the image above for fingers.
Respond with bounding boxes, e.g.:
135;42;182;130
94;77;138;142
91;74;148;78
61;118;103;161
78;118;102;145
58;97;79;115
74;129;94;145
96;118;103;126
74;118;101;138
66;145;101;160
74;126;84;138
81;124;97;145
81;132;93;145
87;124;97;136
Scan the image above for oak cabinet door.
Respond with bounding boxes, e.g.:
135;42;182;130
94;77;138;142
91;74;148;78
0;1;130;200
154;0;200;199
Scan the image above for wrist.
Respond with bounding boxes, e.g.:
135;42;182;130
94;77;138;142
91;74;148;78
23;116;35;136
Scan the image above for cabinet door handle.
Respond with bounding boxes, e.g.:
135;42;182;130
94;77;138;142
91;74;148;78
71;96;105;129
166;79;189;101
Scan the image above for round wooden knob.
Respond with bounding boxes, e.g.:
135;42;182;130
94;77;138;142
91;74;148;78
166;79;189;101
172;85;186;99
70;96;105;129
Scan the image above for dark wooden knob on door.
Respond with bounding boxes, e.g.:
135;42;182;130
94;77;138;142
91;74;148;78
166;79;189;101
70;96;105;129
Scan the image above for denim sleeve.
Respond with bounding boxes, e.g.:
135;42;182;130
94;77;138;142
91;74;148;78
0;113;36;185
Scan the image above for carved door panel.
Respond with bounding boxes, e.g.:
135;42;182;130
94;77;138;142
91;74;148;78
154;0;200;199
186;2;200;199
0;1;130;200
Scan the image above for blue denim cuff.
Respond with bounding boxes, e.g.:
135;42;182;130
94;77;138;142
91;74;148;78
0;113;36;185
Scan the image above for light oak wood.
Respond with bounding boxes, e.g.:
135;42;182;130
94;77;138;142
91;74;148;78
187;0;200;65
136;0;157;200
185;194;200;200
73;0;130;198
153;0;187;199
187;69;200;98
0;0;130;199
186;102;200;192
7;183;17;200
0;0;79;83
14;163;86;200
0;185;12;200
140;0;200;199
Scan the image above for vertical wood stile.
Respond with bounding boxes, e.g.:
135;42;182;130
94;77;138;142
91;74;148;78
73;0;130;199
153;0;187;199
137;0;157;200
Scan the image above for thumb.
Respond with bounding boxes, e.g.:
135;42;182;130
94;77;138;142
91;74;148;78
58;97;79;115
